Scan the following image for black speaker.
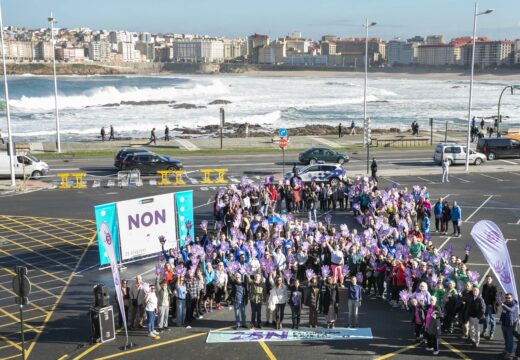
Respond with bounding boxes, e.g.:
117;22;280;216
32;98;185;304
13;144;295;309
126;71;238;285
94;284;110;307
90;306;115;343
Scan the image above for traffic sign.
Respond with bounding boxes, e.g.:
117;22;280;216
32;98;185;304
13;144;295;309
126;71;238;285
278;128;288;138
12;274;31;298
279;138;288;149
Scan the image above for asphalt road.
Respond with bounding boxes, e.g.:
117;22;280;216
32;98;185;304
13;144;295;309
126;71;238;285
0;152;519;360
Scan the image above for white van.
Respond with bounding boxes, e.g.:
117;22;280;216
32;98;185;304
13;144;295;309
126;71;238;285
433;143;486;166
0;153;49;179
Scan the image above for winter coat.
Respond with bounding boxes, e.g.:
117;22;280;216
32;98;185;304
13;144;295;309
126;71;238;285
320;284;339;315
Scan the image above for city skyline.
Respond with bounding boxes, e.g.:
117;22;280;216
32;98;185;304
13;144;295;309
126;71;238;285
3;0;520;40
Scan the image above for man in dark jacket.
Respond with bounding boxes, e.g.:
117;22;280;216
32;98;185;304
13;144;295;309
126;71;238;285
481;275;498;339
500;294;519;360
467;287;486;347
370;158;378;182
231;273;248;329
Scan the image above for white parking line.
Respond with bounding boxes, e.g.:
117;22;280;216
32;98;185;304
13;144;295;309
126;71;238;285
450;175;470;183
308;136;340;148
175;138;200;151
479;173;507;182
229;177;240;183
465;195;493;222
188;177;199;184
417;176;435;184
500;159;519;165
381;177;401;185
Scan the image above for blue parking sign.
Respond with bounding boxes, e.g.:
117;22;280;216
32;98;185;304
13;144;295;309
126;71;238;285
278;128;288;138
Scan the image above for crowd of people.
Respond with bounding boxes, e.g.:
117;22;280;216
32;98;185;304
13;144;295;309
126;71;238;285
116;175;519;359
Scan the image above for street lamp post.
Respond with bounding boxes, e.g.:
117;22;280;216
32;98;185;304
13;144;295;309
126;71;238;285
465;3;493;171
48;13;61;153
0;2;16;187
363;18;376;174
497;85;520;136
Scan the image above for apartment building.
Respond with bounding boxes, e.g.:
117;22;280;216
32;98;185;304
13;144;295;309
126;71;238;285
88;41;111;61
461;40;515;67
55;47;86;61
386;39;414;65
173;39;224;63
416;44;460;66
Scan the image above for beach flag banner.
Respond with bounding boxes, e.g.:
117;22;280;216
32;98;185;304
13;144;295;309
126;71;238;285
94;202;120;266
471;220;518;300
99;221;128;341
175;190;194;247
206;328;373;343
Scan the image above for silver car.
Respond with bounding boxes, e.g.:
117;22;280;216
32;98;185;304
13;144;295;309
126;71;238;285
433;143;486;165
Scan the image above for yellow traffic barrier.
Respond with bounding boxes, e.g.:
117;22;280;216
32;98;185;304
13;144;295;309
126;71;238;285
199;168;228;184
57;173;87;189
200;169;215;184
213;168;228;184
157;170;186;186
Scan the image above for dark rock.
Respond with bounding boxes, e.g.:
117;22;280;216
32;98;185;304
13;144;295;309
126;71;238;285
171;103;206;109
121;100;174;106
208;99;232;105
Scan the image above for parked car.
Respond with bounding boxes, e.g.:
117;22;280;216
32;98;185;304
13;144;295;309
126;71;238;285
121;152;183;174
0;152;49;179
477;137;520;160
433;143;486;165
298;147;349;165
284;163;346;186
114;148;153;169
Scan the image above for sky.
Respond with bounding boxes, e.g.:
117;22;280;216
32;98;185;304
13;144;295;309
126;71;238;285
3;0;520;41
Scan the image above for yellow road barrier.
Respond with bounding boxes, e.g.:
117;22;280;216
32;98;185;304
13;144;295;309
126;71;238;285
57;173;87;189
199;168;228;184
157;170;186;186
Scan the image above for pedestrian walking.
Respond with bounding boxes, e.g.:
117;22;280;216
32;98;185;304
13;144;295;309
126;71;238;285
481;275;497;340
0;129;4;144
164;125;170;141
350;121;356;135
370;158;378;182
480;118;485;130
338;123;343;138
500;293;519;359
441;157;450;183
346;276;362;327
109;125;115;140
145;284;160;339
100;126;106;141
149;128;157;145
451;201;462;237
467;287;485;347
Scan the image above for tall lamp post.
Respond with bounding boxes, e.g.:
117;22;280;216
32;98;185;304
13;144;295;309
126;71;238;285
48;13;61;153
363;18;376;174
0;2;15;187
465;3;492;171
497;85;520;136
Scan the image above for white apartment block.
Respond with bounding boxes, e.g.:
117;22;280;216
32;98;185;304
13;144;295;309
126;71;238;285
89;41;111;61
109;30;136;44
416;45;460;66
285;38;309;53
387;39;414;65
172;40;224;63
223;38;247;60
0;41;35;60
462;41;515;67
55;47;86;61
283;54;328;66
118;42;141;62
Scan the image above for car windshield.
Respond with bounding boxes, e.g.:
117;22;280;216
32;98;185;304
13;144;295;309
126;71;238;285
158;154;169;162
25;153;40;163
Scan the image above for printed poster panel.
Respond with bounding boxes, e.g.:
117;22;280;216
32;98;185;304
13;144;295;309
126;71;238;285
94;202;120;266
175;190;194;247
117;193;177;261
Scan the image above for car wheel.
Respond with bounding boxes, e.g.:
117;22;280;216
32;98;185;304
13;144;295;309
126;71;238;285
329;177;340;187
167;166;178;171
487;152;496;161
309;159;316;165
337;158;345;164
31;171;42;180
474;158;483;165
131;167;141;175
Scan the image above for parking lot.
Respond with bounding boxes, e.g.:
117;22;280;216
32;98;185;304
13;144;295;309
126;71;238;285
0;162;518;359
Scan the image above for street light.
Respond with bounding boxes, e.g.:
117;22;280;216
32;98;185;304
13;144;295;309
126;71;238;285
363;18;376;174
497;85;520;136
465;3;493;171
0;2;16;187
48;13;61;153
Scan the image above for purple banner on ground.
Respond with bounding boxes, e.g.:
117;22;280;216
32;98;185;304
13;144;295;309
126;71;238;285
206;328;372;343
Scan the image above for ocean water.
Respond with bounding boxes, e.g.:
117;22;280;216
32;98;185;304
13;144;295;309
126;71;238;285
1;74;519;141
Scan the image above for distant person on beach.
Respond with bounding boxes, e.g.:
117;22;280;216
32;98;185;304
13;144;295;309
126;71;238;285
0;129;4;144
338;123;343;138
109;125;115;141
411;121;419;136
165;125;170;141
471;116;476;130
350;121;356;135
370;157;378;181
100;126;106;141
149;128;157;145
480;118;485;130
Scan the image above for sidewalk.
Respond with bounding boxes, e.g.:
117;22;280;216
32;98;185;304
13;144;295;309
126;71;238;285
8;131;468;154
